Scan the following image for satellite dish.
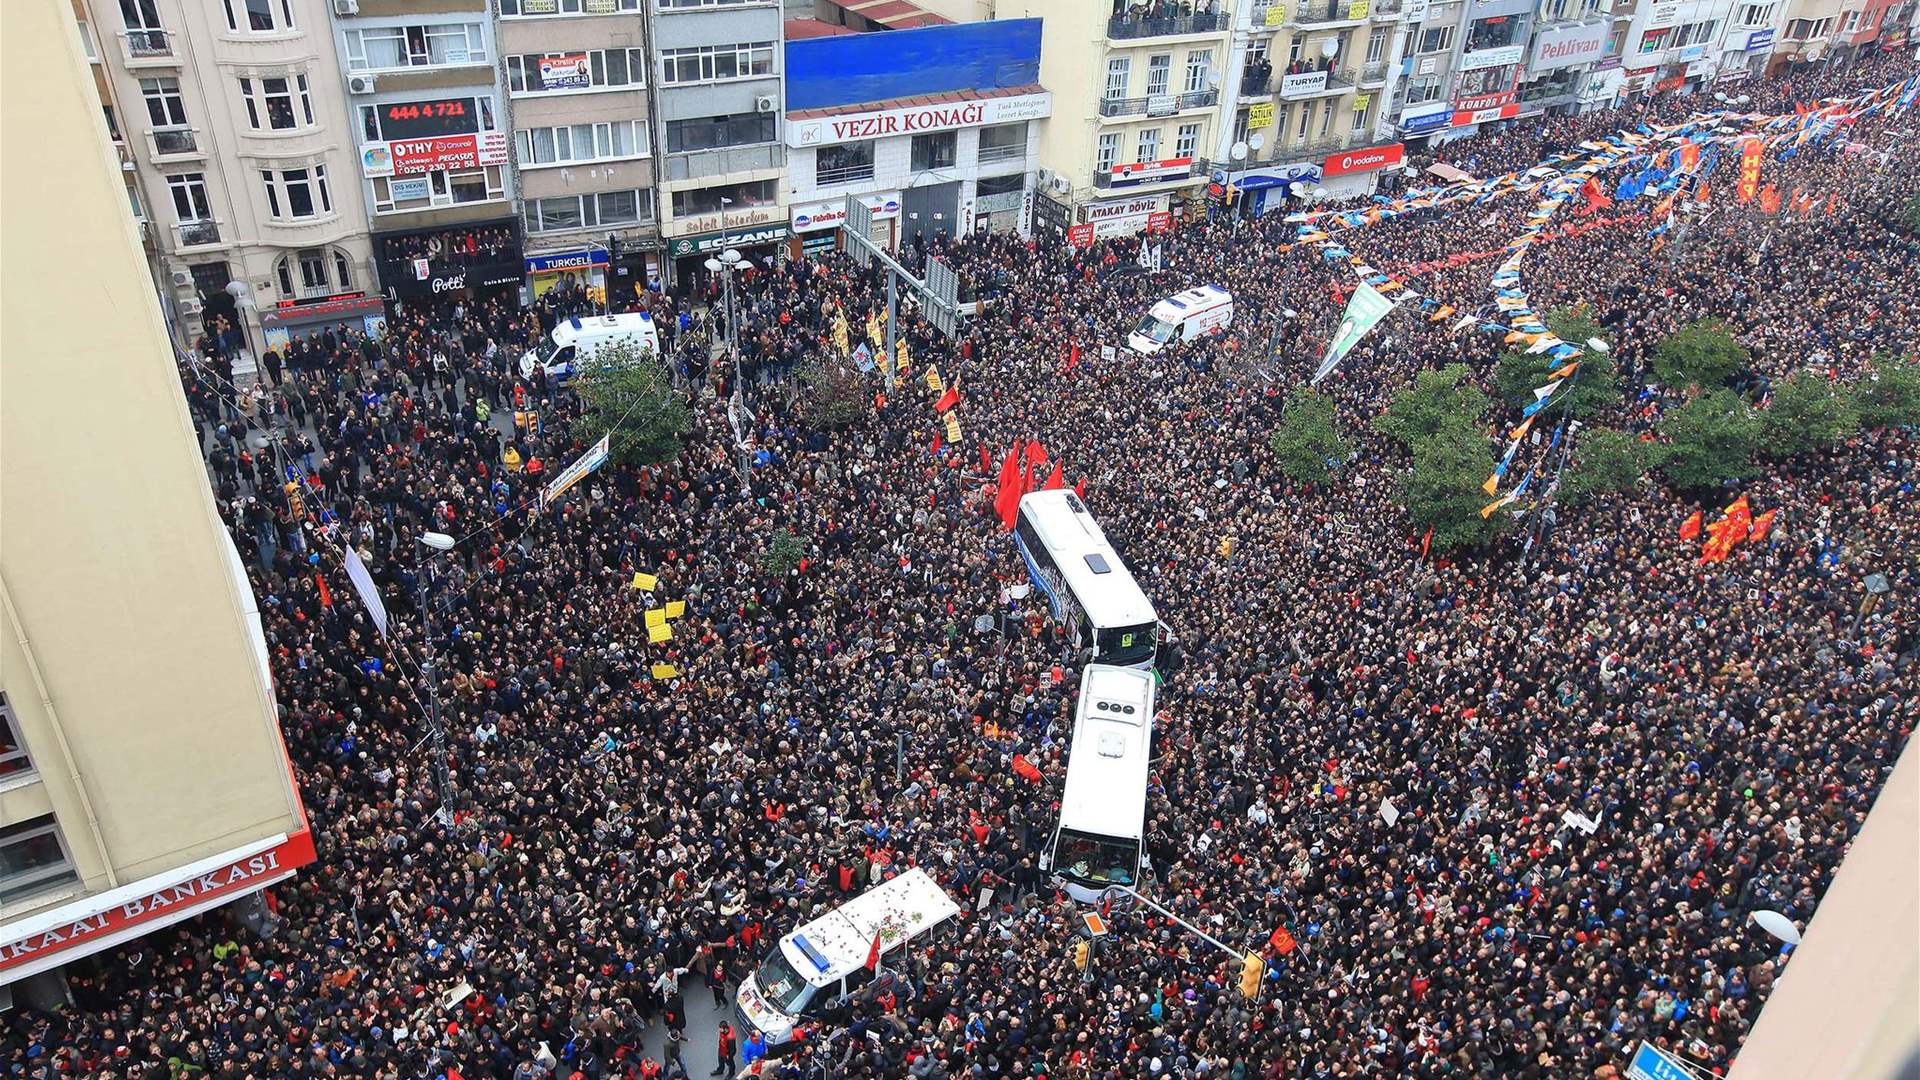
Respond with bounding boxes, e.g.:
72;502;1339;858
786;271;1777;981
1289;181;1308;197
1209;70;1222;88
1231;141;1249;161
1319;38;1339;58
1249;133;1265;151
1751;910;1801;946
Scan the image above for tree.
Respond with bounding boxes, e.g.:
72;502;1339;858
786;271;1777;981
1267;387;1350;484
1561;426;1654;503
570;342;691;467
1398;421;1512;552
794;357;869;430
1653;319;1748;390
1759;370;1859;458
1659;388;1761;492
757;528;807;577
1374;364;1488;449
1853;355;1920;428
1493;307;1619;419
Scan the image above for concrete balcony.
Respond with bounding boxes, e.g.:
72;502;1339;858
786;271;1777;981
1358;61;1391;87
1099;89;1219;118
173;220;223;249
1372;0;1403;19
120;28;179;68
1288;0;1370;28
1240;72;1273;98
662;143;784;183
147;126;203;162
1106;11;1230;39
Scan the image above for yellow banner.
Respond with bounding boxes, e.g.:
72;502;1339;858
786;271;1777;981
1264;2;1285;25
648;623;672;643
1351;93;1371;113
631;572;657;591
1346;0;1369;17
943;413;962;442
1248;102;1276;130
645;609;667;628
664;600;686;619
925;366;944;393
650;663;679;679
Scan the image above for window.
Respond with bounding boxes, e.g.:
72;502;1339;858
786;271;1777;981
343;23;488;71
168;172;211;221
1174;122;1201;159
376;167;505;210
1295;102;1312;138
103;105;122;142
1184;48;1213;93
1319;101;1335;138
1839;10;1859;30
524;188;656;233
141;77;187;127
260;164;332;220
500;0;641;12
670;179;776;218
79;19;98;61
664;112;776;153
0;816;79;905
1289;35;1305;63
119;0;163;32
1146;54;1172;97
1638;27;1670;52
659;42;776;84
1136;127;1160;162
507;48;648;93
127;181;146;221
1418;25;1454;52
1096;132;1121;172
221;0;294;33
1407;75;1445;103
911;131;957;171
1465;17;1518;50
1233;108;1250;144
1672;19;1718;45
358;97;495;143
978;123;1027;164
1105;57;1131;100
1366;26;1388;63
1543;0;1571;19
514;120;649;166
239;75;313;131
1351;99;1372;132
816;140;876;184
0;696;32;779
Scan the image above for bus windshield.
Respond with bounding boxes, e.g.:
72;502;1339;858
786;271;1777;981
753;949;815;1015
1096;623;1156;666
1054;829;1139;886
1133;315;1177;344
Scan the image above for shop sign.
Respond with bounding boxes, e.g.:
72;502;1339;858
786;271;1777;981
1107;157;1196;186
526;250;610;275
1146;211;1173;232
1879;29;1906;49
1461;45;1525;71
361;131;508;178
1084;194;1167;222
1280;70;1330;98
1454;89;1518;112
789;192;902;233
1529;21;1609;71
974;190;1024;214
263;294;381;323
1594;54;1624;70
538;53;592;90
667;225;790;258
786;93;1051;148
1744;28;1776;50
1453;102;1520;126
1400;105;1451;135
1654;74;1687;93
1324;142;1405;175
1248;102;1277;129
1643;1;1681;29
1232;163;1322;189
388;176;430;201
1675;44;1706;61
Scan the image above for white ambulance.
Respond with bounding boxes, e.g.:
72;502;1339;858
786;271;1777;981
519;312;660;383
1127;285;1234;354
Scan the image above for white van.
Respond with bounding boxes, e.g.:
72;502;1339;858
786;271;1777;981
1128;285;1233;354
519;313;660;383
735;868;959;1046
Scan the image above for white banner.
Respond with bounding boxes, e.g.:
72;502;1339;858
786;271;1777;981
343;546;388;639
541;434;610;509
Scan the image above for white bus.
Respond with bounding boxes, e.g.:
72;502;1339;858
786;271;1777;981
735;867;960;1046
1013;489;1158;668
1043;664;1155;903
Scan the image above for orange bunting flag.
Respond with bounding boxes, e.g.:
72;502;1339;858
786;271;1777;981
1758;184;1781;215
1695;180;1710;204
1678;510;1702;541
1011;755;1043;782
1749;508;1778;542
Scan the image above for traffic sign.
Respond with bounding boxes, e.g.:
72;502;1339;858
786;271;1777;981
1628;1041;1701;1080
1081;913;1108;937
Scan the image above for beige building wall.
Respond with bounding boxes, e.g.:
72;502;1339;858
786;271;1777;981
1;0;310;983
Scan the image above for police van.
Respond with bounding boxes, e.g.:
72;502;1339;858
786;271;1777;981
519;312;660;383
1127;285;1233;354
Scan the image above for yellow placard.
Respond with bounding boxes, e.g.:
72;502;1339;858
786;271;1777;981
895;339;911;376
1346;0;1369;17
1264;2;1285;26
631;572;657;591
665;600;686;619
1351;93;1372;113
1248;102;1275;130
925;366;944;394
943;413;962;443
645;609;667;628
648;623;672;643
650;663;679;679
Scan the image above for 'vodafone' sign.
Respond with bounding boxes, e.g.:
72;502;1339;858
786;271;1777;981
1323;143;1405;177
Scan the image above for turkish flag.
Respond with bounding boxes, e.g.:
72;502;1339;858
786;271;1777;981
934;385;960;413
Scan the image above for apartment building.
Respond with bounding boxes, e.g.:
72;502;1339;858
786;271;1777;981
498;0;663;304
86;0;376;369
783;19;1049;252
3;0;314;992
1596;0;1748;99
1773;0;1900;64
327;0;521;308
650;0;788;284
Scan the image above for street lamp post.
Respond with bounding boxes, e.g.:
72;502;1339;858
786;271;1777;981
704;248;752;495
416;531;458;826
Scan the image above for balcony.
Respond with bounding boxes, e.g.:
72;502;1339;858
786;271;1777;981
1289;0;1371;27
816;162;875;186
1099;88;1219;118
148;126;200;159
1107;11;1230;39
174;220;222;248
977;142;1027;165
663;142;784;183
121;28;178;65
1372;0;1403;17
1240;72;1273;97
1517;81;1580;110
1358;61;1391;86
1092;157;1208;189
1277;67;1356;99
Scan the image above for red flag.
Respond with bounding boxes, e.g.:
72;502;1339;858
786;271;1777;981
316;573;333;608
1420;526;1433;559
1073;478;1087;500
995;445;1024;531
1064;340;1080;372
1758;184;1781;214
1678;510;1702;541
1749;509;1778;542
934;385;961;413
864;929;883;972
1011;754;1043;782
981;443;992;475
1044;461;1065;490
930;430;943;454
1019;454;1037;511
1694;180;1709;204
1270;926;1298;955
1026;441;1047;470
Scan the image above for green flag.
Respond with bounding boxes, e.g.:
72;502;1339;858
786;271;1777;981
1312;282;1395;385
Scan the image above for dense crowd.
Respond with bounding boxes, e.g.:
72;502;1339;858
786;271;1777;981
7;55;1918;1080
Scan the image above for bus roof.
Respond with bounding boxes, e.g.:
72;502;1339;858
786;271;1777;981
778;868;959;987
1016;489;1156;629
1058;664;1155;841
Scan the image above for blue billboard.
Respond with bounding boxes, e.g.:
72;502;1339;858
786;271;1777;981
785;20;1043;112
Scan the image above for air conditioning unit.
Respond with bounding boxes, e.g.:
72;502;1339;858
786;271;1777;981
1050;175;1072;195
754;94;778;113
333;0;359;14
348;74;377;95
1037;167;1055;186
179;296;203;315
170;268;193;288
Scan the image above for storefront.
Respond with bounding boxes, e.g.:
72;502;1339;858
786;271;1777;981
373;218;523;304
1222;162;1322;217
259;295;388;355
1078;193;1169;240
1319;143;1405;199
526;249;608;306
787;192;902;259
666;224;790;288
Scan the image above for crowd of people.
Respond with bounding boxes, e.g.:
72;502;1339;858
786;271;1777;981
6;55;1917;1080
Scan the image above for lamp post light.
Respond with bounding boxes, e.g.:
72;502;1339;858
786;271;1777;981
416;531;457;825
704;248;753;495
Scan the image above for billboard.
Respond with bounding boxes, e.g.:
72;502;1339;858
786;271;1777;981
785;20;1042;112
1530;21;1610;71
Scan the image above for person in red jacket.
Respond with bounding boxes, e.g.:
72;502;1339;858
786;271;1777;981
710;1021;737;1079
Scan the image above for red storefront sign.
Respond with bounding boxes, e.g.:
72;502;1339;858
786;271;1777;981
363;131;509;178
0;828;316;977
1323;143;1405;176
1146;211;1173;233
1452;103;1521;127
1108;156;1196;184
1067;223;1096;247
1452;89;1517;113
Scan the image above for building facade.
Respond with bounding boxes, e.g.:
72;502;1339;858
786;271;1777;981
782;20;1049;254
649;0;788;284
85;0;376;369
327;0;521;312
498;0;663;304
2;0;314;991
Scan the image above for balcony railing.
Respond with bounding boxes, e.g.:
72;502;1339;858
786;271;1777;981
175;220;222;248
977;142;1027;164
663;142;784;182
1290;0;1370;25
1092;157;1208;189
1240;73;1272;96
1099;88;1219;117
149;126;199;157
1372;0;1403;16
1358;61;1391;85
816;162;875;185
123;28;174;59
1107;11;1229;38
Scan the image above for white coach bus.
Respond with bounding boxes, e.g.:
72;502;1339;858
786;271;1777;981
1043;664;1155;903
1013;489;1158;668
